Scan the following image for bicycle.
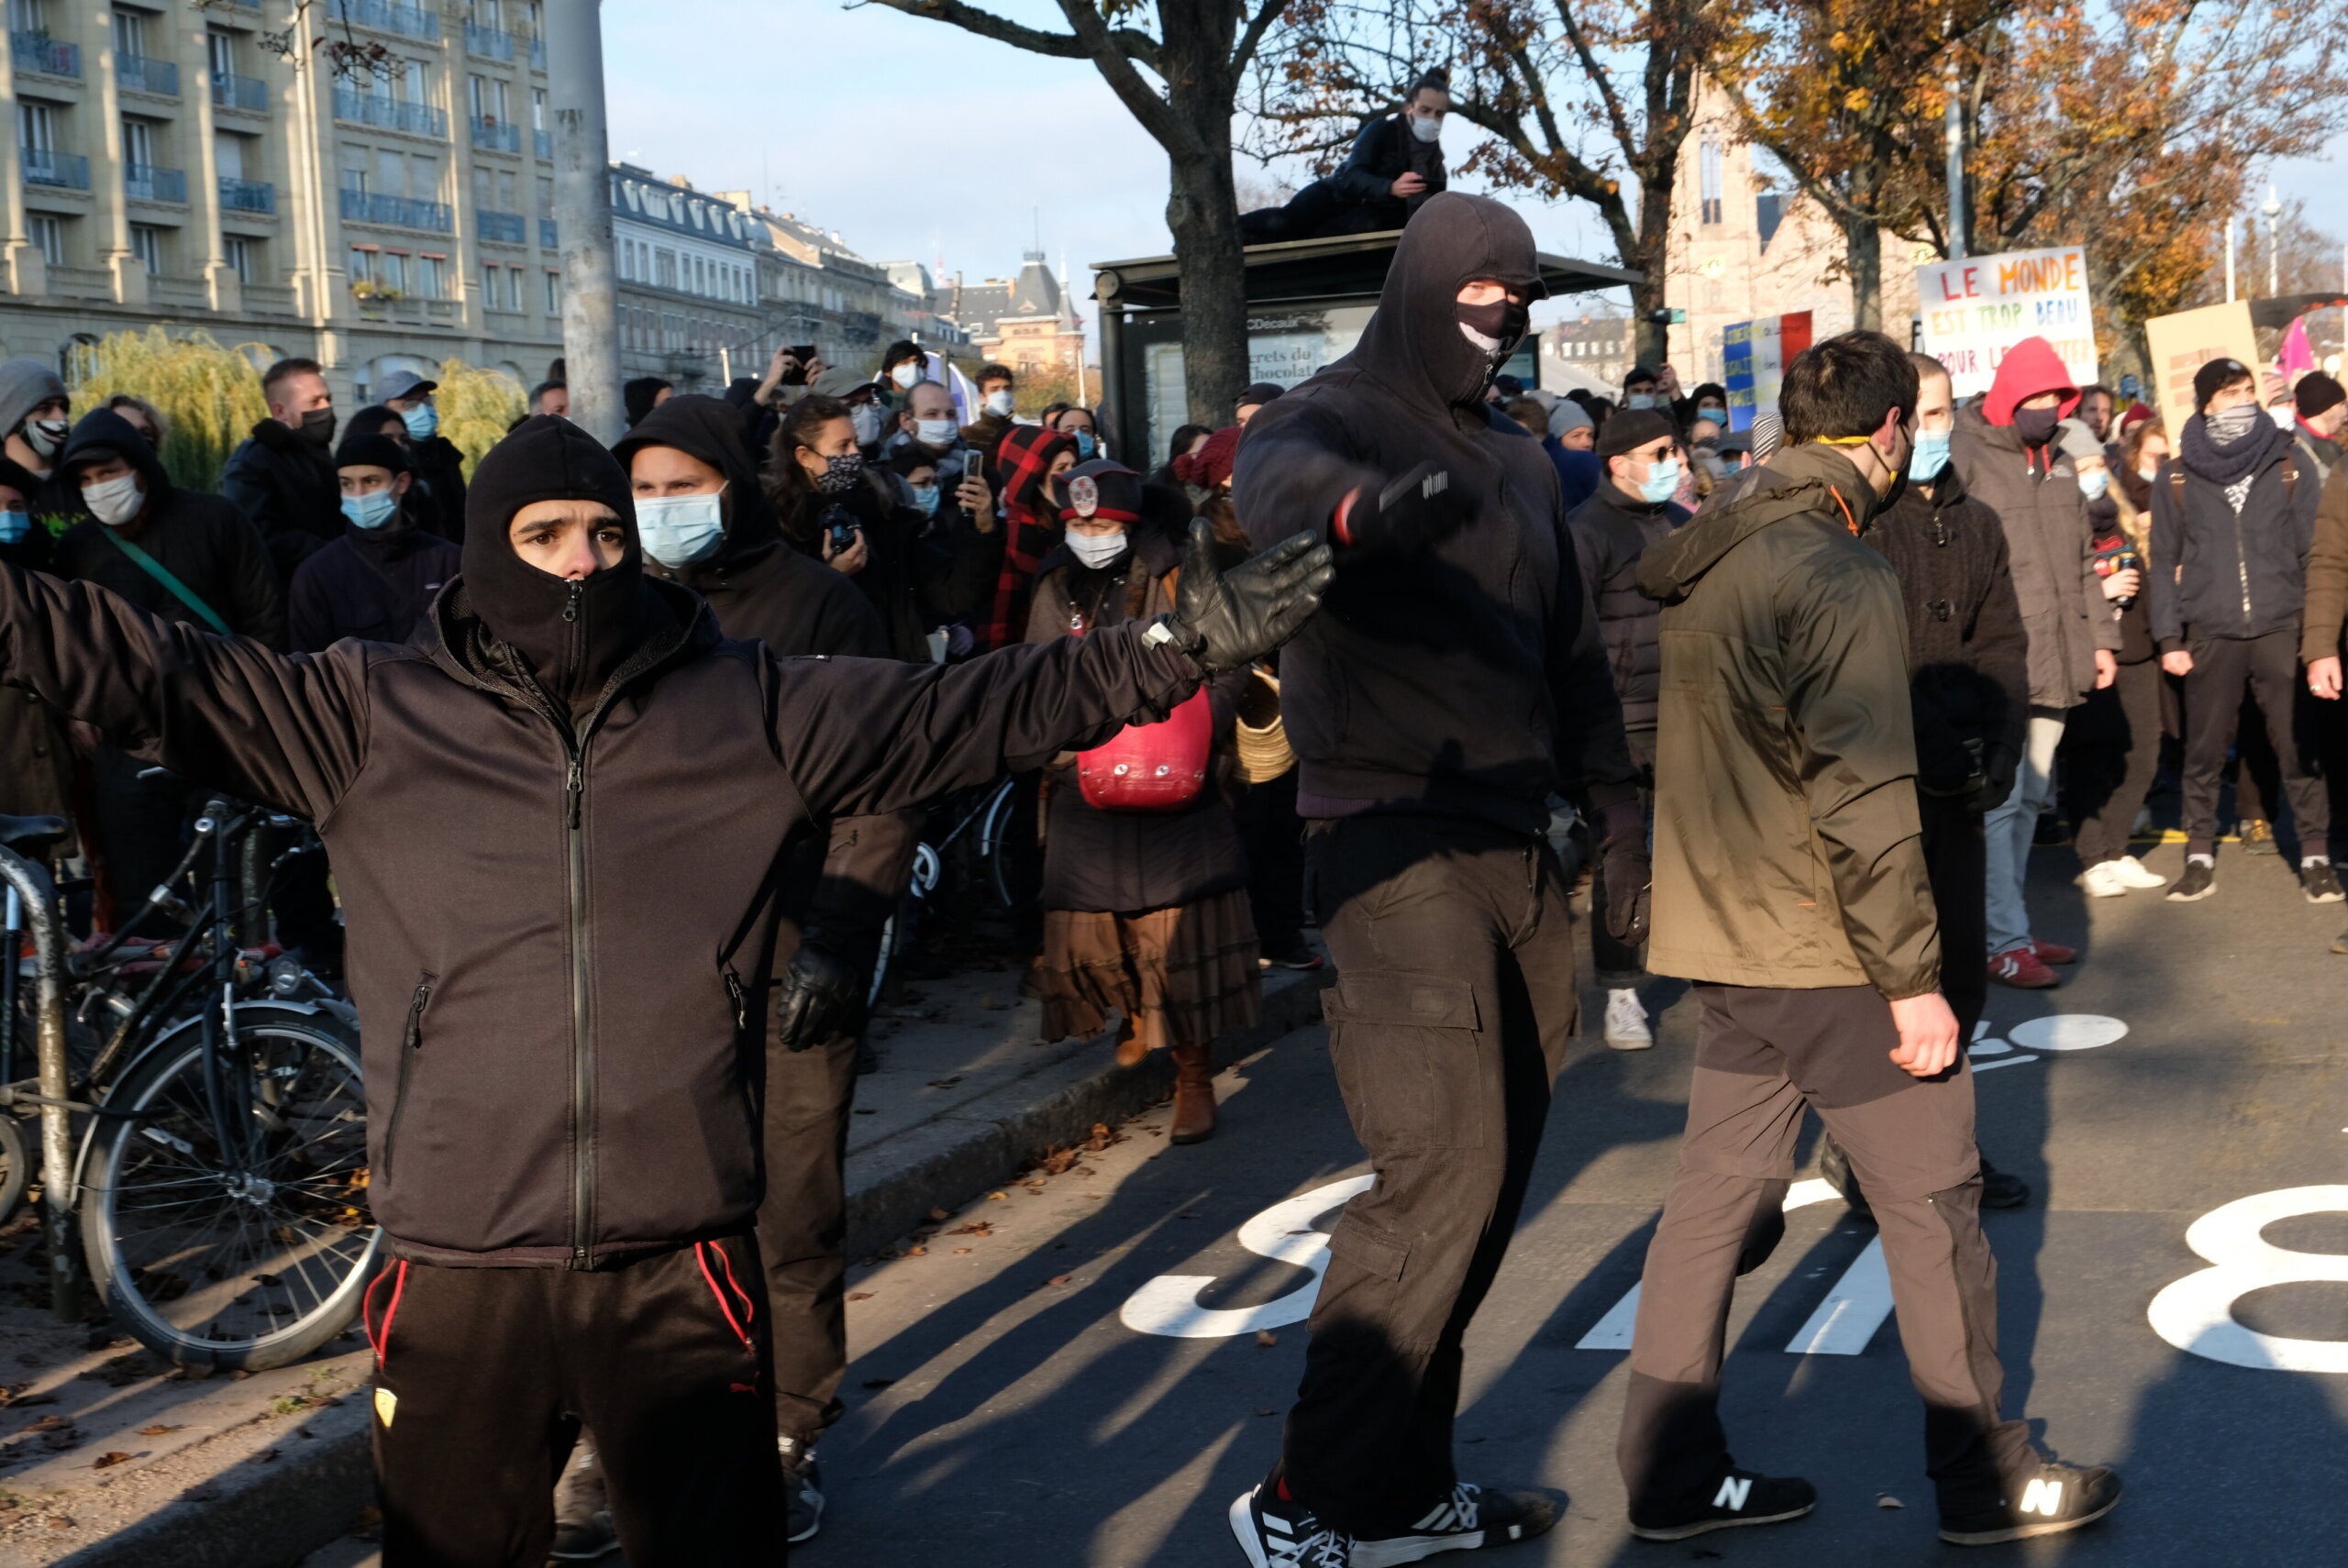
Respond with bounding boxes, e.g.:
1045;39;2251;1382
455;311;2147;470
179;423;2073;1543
0;796;376;1371
865;776;1028;1006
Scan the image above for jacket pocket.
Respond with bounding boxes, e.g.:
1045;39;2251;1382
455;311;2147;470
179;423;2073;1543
381;972;436;1187
1320;971;1484;1155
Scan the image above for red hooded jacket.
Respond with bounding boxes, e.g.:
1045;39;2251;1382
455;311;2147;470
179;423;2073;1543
1982;337;2081;427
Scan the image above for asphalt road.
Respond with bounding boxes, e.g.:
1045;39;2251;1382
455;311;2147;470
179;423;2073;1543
798;840;2348;1568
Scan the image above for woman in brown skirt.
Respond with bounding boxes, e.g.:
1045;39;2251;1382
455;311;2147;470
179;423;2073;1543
1024;458;1259;1143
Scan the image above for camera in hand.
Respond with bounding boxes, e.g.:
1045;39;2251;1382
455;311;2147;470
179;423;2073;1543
816;502;858;558
2090;532;2142;610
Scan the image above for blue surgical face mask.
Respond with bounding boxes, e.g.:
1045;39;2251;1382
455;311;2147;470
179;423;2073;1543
1637;459;1681;505
910;484;941;513
400;402;438;440
0;507;28;545
1071;431;1096;459
1909;427;1952;482
2077;468;2110;501
340;488;400;530
634;490;727;566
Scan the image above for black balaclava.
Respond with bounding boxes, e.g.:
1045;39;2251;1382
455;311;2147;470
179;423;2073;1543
460;414;661;715
1344;191;1546;414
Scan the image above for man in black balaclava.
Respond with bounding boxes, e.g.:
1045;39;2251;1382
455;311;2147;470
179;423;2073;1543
0;414;1333;1566
1228;191;1645;1567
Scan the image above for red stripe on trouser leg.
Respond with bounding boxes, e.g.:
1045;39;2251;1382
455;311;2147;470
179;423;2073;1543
710;1237;756;1325
365;1259;410;1364
695;1242;754;1353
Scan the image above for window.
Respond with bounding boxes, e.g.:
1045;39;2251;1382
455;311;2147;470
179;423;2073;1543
382;249;409;292
474;0;502;25
224;234;252;282
207;28;234;80
543;269;559;312
530;87;547;131
128;224;162;275
535;174;551;215
504;264;524;309
471;165;493;211
351;245;380;282
656;248;675;290
112;7;148;60
409;153;437;200
9;0;46;32
17;100;55;155
495;169;516;210
1700;138;1723;226
403;60;428;105
120;116;157;170
375;147;406;197
481;260;499;306
28;215;63;268
214;131;245;181
418;252;445;297
469;74;510;122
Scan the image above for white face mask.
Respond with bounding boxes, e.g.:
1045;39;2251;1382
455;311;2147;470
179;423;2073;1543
1067;527;1127;569
891;362;922;391
1409;112;1443;144
985;389;1015;418
849;403;884;446
83;470;143;526
914;416;957;447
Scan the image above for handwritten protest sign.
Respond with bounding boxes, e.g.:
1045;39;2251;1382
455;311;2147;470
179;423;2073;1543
1917;247;2098;399
2142;301;2259;441
1722;312;1812;431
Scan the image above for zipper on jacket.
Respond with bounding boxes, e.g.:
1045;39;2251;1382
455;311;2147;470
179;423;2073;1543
564;731;593;1268
382;975;436;1186
2233;499;2254;625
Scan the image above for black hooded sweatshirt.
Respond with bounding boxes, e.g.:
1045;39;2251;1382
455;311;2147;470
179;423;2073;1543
285;500;461;655
1232;191;1637;832
51;410;283;648
0;413;1205;1266
221;414;342;580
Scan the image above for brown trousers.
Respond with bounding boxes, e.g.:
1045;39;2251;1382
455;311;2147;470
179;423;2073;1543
1618;984;2032;1516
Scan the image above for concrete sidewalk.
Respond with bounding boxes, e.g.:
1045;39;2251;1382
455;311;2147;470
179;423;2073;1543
3;957;1328;1567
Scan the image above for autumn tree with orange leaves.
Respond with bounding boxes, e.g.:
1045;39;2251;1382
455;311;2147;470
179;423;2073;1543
1246;0;1744;363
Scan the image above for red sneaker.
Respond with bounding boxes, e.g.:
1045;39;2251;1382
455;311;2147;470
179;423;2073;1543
2028;937;2078;965
1988;947;2060;988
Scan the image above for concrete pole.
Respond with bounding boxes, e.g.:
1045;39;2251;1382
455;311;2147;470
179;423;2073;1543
545;0;620;441
2224;218;2236;303
1944;27;1966;260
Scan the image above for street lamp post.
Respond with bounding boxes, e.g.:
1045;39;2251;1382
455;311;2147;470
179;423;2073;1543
546;0;621;444
2262;185;2283;299
2224;217;2236;304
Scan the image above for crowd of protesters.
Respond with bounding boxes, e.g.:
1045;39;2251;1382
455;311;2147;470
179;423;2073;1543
1;175;2344;1563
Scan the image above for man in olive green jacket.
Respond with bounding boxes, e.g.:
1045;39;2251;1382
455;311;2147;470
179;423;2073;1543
1615;331;2121;1550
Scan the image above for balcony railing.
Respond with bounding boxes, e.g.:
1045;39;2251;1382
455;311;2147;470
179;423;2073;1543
211;71;270;112
471;116;520;152
125;163;189;203
218;176;275;213
20;147;90;190
539;217;558;249
477;209;526;244
333;0;440;40
465;23;513;60
533;127;552;160
338;186;453;232
331;87;449;138
116;53;180;95
10;30;79;77
529;37;545;69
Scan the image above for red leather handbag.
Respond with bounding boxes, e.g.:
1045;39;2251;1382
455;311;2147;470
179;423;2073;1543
1077;689;1212;812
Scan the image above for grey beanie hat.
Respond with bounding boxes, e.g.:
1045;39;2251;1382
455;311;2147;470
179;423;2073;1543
0;359;67;439
1547;399;1594;438
2054;417;2104;465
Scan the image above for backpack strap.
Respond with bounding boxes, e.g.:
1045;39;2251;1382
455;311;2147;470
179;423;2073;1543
98;528;231;635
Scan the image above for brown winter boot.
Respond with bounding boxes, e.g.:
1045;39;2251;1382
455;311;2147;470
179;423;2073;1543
1168;1043;1217;1144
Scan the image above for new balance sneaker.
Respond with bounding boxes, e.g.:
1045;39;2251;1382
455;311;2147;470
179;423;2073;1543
2166;856;2217;901
2303;858;2345;904
2240;817;2277;855
1352;1483;1559;1567
1939;1461;2122;1545
1987;946;2058;988
1629;1468;1817;1541
1603;988;1653;1050
2028;936;2077;965
781;1436;825;1544
2075;861;2131;899
2109;855;2167;889
1230;1479;1354;1568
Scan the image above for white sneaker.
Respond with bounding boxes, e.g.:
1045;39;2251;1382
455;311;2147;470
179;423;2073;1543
2109;855;2167;889
1604;988;1652;1050
2075;861;2132;899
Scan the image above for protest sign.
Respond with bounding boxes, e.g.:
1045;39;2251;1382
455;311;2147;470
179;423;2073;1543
2142;301;2260;440
1722;312;1812;431
1917;246;2098;399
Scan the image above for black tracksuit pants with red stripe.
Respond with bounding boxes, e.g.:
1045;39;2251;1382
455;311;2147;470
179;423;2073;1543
366;1236;786;1567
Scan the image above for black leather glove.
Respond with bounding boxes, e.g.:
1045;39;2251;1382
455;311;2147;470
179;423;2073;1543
1161;519;1335;673
1335;461;1474;553
775;940;862;1054
1597;801;1652;947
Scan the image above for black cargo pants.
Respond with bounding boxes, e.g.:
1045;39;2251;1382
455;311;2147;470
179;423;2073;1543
368;1239;784;1567
1280;814;1579;1538
1617;985;2034;1518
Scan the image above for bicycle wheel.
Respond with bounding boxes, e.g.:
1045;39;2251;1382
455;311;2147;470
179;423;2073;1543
0;1111;27;1228
81;1006;380;1371
979;777;1022;910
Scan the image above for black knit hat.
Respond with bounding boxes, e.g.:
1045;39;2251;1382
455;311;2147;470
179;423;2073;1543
2193;358;2254;412
2295;372;2345;421
1597;407;1675;459
1048;458;1143;525
335;430;409;474
1235;381;1284;413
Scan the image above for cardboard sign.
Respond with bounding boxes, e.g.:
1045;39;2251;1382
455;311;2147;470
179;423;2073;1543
1722;312;1812;432
2142;301;2260;439
1916;247;2098;399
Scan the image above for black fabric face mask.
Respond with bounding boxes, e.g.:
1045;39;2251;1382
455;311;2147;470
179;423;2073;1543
298;407;338;449
1455;298;1531;372
2013;406;2060;447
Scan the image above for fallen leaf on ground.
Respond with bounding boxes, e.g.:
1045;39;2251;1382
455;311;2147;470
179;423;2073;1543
948;1221;993;1237
136;1425;181;1437
928;1208;950;1221
904;1245;927;1256
1255;1331;1279;1348
1255;1408;1277;1418
847;1291;874;1301
22;1415;67;1433
1877;1495;1903;1509
1046;1274;1073;1287
953;1248;972;1255
987;1191;1007;1201
90;1452;131;1470
925;1076;962;1089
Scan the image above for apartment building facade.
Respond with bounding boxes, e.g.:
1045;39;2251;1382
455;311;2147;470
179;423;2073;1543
2;0;561;406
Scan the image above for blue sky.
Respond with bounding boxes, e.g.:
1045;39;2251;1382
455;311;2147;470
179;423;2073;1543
602;0;2343;325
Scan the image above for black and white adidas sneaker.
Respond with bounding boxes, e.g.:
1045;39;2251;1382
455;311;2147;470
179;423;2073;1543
1229;1479;1356;1567
1628;1467;1817;1541
1939;1461;2122;1545
1351;1482;1559;1567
